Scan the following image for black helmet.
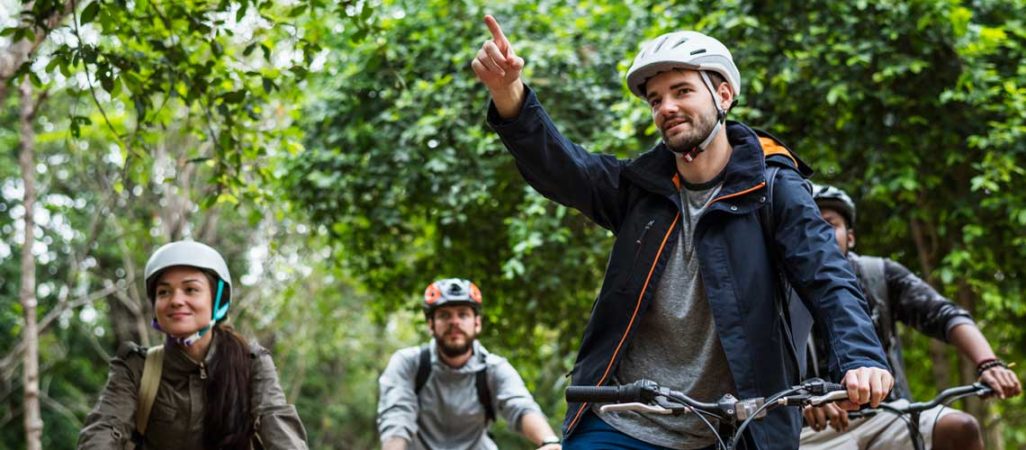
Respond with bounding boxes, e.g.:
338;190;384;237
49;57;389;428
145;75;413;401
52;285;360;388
811;183;856;227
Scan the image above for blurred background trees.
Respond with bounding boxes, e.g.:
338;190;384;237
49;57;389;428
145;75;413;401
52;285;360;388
2;0;1025;448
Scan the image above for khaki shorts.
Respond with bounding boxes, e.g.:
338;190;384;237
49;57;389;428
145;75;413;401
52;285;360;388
799;400;959;450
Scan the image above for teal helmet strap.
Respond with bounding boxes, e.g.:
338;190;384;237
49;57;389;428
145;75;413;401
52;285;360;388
211;279;229;322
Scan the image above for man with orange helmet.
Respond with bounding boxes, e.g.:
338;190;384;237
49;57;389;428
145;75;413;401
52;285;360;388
377;278;562;450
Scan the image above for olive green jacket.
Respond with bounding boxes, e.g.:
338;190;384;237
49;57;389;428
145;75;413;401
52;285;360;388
78;335;308;449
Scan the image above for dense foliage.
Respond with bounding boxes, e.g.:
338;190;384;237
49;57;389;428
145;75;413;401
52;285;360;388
3;0;1025;448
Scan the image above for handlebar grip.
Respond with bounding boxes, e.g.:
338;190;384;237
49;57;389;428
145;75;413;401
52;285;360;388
565;384;644;403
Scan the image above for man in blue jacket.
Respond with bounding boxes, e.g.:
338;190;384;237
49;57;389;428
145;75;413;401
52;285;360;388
471;16;893;450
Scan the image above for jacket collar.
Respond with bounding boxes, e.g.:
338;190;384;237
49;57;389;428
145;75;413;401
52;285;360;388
623;121;810;200
165;332;219;373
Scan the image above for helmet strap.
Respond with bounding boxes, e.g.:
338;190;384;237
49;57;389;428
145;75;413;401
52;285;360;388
678;71;727;164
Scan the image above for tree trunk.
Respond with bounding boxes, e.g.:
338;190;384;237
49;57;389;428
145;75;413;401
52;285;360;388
18;77;42;450
910;217;952;388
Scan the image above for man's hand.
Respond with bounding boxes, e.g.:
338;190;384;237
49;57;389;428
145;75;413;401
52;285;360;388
979;365;1022;399
536;444;561;450
803;403;850;432
472;15;524;91
472;15;526;118
837;366;893;410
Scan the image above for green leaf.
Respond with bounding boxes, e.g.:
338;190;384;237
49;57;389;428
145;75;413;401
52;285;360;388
81;1;101;25
221;90;247;104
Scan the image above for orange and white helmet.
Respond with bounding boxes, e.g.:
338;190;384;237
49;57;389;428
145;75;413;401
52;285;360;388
423;278;482;317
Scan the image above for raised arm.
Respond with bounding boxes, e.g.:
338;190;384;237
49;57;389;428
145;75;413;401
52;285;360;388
472;15;526;119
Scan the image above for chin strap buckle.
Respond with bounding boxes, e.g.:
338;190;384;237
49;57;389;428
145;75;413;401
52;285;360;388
681;146;703;163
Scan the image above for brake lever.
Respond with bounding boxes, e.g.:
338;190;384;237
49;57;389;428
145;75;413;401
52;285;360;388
808;390;850;406
598;402;675;415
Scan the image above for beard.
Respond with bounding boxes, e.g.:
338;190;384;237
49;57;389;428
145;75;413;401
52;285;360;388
661;105;719;153
435;329;477;357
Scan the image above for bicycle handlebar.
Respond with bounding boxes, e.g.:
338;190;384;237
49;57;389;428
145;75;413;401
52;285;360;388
567;379;846;450
566;378;847;420
847;382;994;420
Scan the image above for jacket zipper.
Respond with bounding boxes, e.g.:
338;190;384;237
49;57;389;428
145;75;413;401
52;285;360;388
199;362;207;380
633;220;656;260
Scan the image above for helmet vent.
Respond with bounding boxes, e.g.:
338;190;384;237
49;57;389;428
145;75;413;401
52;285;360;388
672;39;690;49
690;48;707;55
652;36;670;53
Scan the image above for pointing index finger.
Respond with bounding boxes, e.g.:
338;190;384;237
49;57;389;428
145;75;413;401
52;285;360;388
484;15;510;52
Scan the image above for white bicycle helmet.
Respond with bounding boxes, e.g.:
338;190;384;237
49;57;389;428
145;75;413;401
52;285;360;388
626;31;741;100
626;31;741;160
811;183;857;227
423;278;482;317
145;240;232;345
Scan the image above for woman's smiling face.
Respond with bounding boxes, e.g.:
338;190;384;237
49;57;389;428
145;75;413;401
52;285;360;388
153;266;214;338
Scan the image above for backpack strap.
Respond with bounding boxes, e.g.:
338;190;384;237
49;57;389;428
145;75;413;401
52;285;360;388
414;344;432;395
135;345;164;437
854;255;888;306
759;162;815;382
475;352;496;423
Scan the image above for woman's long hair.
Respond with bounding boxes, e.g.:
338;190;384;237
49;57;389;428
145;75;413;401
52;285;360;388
201;271;254;449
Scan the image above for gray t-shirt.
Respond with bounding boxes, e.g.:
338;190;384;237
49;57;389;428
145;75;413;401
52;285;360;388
596;182;737;449
377;340;544;450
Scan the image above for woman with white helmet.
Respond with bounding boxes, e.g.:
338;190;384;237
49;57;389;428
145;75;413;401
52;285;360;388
79;240;308;450
473;15;892;450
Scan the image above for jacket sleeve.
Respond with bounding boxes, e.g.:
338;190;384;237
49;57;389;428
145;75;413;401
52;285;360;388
77;343;141;449
885;259;975;341
250;347;309;450
769;168;889;378
489;356;544;433
487;85;628;232
376;348;420;444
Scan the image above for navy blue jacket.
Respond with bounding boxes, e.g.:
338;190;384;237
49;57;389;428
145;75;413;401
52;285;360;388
487;87;888;449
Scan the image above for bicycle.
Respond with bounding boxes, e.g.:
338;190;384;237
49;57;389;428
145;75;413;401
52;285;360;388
842;382;994;450
565;378;850;450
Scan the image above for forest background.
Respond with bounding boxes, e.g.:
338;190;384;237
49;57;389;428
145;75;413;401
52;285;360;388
2;0;1026;448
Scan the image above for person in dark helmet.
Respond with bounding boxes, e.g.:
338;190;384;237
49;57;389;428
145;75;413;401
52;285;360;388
473;14;893;450
79;240;307;450
801;184;1021;450
377;278;561;450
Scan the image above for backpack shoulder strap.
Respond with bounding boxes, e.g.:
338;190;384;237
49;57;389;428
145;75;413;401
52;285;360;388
759;162;814;382
475;352;496;423
414;344;431;395
854;254;888;305
135;345;164;437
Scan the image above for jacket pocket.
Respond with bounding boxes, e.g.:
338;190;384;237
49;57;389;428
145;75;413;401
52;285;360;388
145;403;184;448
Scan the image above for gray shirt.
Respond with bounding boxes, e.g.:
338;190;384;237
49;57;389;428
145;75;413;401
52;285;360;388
597;182;737;449
377;340;544;450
